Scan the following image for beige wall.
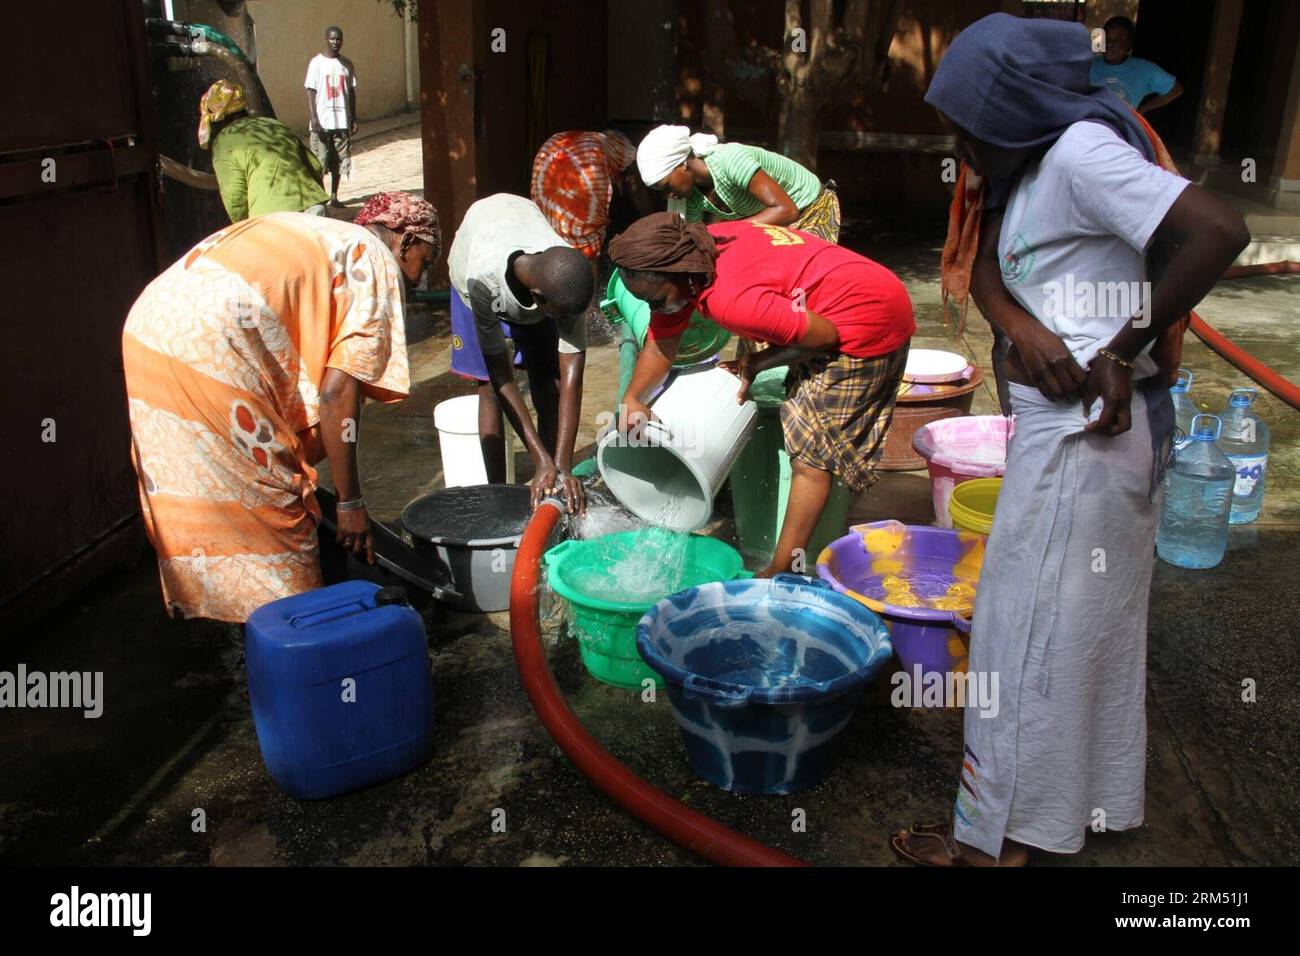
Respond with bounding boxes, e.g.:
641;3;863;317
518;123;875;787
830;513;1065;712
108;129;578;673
244;0;416;133
1085;0;1140;30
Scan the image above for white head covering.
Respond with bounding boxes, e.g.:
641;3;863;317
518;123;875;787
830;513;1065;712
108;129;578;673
635;125;720;186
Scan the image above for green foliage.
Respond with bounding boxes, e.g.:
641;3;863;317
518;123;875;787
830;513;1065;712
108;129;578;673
381;0;417;21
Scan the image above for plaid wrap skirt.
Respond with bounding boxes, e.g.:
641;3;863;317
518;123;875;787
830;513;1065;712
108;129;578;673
779;342;909;493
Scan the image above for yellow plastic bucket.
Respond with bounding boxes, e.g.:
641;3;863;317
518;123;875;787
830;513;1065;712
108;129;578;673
948;478;1002;535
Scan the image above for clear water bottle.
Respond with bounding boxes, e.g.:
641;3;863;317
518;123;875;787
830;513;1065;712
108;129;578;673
1157;414;1234;569
1217;387;1270;525
1170;368;1196;452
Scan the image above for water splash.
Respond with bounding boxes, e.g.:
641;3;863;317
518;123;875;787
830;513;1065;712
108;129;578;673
569;487;642;539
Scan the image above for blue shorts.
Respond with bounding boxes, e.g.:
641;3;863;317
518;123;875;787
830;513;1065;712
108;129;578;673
449;289;560;382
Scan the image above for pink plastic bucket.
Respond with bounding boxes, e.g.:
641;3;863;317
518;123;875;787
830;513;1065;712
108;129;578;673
912;415;1014;528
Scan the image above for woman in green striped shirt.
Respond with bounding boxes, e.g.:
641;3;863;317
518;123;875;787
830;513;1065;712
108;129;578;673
634;125;840;241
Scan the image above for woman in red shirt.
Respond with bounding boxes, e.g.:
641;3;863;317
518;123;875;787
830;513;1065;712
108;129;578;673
608;212;914;577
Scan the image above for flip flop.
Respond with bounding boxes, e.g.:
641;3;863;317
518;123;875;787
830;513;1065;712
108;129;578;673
890;825;972;867
909;820;951;836
889;822;1029;867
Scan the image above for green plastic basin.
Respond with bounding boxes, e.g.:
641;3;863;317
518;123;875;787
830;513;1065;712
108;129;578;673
729;366;851;567
600;269;731;366
543;531;748;689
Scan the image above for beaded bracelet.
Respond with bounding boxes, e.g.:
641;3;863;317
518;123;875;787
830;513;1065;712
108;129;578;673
1097;348;1135;370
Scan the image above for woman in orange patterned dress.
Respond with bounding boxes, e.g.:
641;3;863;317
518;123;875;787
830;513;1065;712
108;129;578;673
122;192;439;623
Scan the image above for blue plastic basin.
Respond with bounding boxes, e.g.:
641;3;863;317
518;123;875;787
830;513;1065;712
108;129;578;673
636;575;892;794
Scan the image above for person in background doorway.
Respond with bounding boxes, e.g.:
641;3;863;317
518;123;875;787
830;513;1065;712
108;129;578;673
608;214;914;577
1090;16;1183;115
305;25;358;207
447;193;595;514
890;13;1247;867
122;192;439;624
199;80;329;222
635;125;841;242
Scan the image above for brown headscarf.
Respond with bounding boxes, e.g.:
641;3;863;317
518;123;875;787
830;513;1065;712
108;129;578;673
607;212;721;281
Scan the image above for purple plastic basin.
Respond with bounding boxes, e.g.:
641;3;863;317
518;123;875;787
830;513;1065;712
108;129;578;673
816;521;985;677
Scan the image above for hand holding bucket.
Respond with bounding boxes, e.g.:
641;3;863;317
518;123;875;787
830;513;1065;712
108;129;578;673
598;367;759;532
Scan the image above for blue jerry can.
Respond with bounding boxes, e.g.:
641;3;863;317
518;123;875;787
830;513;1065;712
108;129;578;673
245;581;434;799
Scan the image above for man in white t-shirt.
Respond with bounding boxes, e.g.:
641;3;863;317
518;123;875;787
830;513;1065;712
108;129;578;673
304;25;357;207
447;194;595;512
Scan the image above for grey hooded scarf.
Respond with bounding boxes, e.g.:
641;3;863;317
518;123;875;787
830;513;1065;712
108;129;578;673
924;12;1157;208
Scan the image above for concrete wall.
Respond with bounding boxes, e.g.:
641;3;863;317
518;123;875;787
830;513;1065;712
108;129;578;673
1085;0;1141;30
243;0;416;133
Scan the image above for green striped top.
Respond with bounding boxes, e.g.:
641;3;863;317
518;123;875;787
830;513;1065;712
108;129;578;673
680;143;822;222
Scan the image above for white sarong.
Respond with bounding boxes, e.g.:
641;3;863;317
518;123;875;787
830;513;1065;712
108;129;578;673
954;382;1161;856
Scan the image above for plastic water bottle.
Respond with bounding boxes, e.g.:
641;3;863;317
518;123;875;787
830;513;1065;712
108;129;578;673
1157;414;1234;569
1217;387;1270;525
1170;368;1196;452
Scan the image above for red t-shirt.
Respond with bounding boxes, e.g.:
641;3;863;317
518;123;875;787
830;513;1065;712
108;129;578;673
647;220;915;358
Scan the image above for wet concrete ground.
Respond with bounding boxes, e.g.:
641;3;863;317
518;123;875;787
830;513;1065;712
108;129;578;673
1;205;1297;866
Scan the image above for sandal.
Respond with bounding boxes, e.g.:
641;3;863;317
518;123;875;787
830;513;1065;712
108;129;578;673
890;823;974;867
890;822;1029;867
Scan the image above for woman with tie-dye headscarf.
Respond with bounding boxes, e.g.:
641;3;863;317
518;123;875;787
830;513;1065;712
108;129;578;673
530;130;653;261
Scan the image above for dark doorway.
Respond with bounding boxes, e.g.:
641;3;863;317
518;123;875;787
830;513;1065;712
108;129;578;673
1130;0;1215;157
1220;0;1300;177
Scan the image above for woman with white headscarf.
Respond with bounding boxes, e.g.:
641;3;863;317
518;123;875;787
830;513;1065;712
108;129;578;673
635;125;840;242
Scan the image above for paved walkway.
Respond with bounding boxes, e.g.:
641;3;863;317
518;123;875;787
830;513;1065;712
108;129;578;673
321;114;424;212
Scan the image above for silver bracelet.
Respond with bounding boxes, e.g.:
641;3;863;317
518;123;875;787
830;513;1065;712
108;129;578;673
335;496;366;512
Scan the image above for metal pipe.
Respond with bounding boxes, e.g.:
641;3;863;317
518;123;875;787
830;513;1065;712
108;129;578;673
158;154;219;190
146;19;275;119
404;12;415;112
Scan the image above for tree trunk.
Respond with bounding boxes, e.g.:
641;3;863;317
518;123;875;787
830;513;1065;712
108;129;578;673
778;84;823;172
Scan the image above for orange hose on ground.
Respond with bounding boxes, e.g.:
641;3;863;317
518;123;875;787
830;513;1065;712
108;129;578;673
509;501;806;867
1189;260;1300;410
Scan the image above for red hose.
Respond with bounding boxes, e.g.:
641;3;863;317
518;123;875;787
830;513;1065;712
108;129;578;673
1189;260;1300;411
509;501;806;867
1223;261;1300;279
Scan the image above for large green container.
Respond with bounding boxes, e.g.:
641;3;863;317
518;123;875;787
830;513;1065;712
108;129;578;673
543;531;748;689
729;366;851;567
600;269;731;367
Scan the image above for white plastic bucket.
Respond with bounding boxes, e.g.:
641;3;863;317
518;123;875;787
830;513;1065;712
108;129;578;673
434;395;516;487
597;367;757;532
